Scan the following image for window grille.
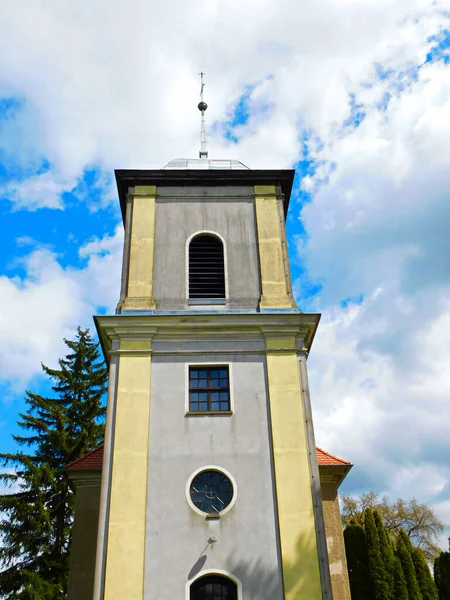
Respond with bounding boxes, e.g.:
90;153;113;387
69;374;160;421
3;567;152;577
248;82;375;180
189;366;230;412
190;575;238;600
189;234;225;299
189;470;234;515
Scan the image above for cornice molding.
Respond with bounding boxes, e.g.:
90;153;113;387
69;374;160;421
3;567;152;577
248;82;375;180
115;168;295;223
94;312;320;361
67;470;102;489
318;465;352;488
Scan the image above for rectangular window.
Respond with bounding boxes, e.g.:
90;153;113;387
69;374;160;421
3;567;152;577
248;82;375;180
189;366;230;413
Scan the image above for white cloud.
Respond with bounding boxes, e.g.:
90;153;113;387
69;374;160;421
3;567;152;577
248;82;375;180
0;0;448;209
0;227;123;389
1;171;70;210
308;290;450;508
299;50;450;511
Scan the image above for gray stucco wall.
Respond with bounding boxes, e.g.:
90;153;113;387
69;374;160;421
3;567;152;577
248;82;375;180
144;352;284;600
153;186;261;310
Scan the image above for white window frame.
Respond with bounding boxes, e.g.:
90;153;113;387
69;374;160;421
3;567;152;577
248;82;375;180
185;230;229;305
185;465;238;518
185;361;234;415
186;569;243;600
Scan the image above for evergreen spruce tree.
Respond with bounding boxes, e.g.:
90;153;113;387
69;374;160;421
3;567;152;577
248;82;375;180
344;518;374;600
0;328;107;600
374;510;396;599
394;551;409;600
397;529;423;600
365;508;391;600
412;547;439;600
434;549;450;600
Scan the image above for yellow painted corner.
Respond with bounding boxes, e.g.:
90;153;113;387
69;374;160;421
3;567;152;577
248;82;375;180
266;350;322;599
134;185;157;195
120;340;152;351
103;354;151;600
254;188;295;310
265;338;297;350
126;194;156;303
254;184;276;196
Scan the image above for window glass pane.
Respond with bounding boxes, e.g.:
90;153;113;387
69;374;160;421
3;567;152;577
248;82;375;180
190;403;199;411
188;366;230;414
208;472;217;486
200;402;208;411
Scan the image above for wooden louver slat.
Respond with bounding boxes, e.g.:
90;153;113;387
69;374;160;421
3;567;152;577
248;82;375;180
189;234;225;299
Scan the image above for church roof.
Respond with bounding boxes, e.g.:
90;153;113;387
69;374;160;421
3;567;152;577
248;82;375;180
163;158;249;170
66;445;104;470
65;445;351;470
316;447;352;466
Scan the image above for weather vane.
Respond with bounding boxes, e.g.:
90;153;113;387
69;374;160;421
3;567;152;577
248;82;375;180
198;71;208;159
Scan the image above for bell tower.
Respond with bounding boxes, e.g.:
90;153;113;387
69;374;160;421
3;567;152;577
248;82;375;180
93;83;333;600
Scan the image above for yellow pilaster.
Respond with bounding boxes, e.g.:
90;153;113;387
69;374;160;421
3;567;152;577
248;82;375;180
254;185;296;309
103;340;152;600
122;185;157;310
265;338;322;599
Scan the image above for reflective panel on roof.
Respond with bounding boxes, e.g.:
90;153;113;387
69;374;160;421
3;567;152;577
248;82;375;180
163;158;249;170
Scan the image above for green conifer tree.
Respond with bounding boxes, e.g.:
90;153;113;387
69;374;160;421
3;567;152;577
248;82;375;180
397;529;423;600
344;518;374;600
0;328;107;599
365;508;391;600
374;510;396;599
412;547;439;600
434;548;450;600
394;551;409;600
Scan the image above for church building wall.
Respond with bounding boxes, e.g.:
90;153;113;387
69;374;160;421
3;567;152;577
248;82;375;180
320;480;352;600
67;484;101;600
144;351;285;600
152;185;260;310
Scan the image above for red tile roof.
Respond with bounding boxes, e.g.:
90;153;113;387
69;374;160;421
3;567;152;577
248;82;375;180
65;445;104;470
66;445;350;470
316;447;351;466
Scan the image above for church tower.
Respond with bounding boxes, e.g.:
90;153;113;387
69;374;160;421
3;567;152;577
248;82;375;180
92;89;334;600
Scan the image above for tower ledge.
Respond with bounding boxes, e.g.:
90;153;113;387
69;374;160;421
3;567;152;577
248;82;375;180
114;167;295;222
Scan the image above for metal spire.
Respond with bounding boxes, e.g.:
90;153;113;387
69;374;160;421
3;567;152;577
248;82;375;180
198;71;208;159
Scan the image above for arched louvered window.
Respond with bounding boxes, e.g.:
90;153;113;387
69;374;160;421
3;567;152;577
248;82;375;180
189;234;226;300
190;575;238;600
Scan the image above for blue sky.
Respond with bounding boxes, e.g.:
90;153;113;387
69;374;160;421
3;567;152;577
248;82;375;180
1;0;450;545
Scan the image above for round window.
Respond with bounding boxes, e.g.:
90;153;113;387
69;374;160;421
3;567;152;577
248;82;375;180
188;469;235;516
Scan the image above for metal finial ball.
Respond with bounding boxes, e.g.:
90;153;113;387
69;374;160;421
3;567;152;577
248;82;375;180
198;101;208;112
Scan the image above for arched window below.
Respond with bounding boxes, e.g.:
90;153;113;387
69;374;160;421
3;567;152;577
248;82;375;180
190;574;238;600
189;234;226;300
